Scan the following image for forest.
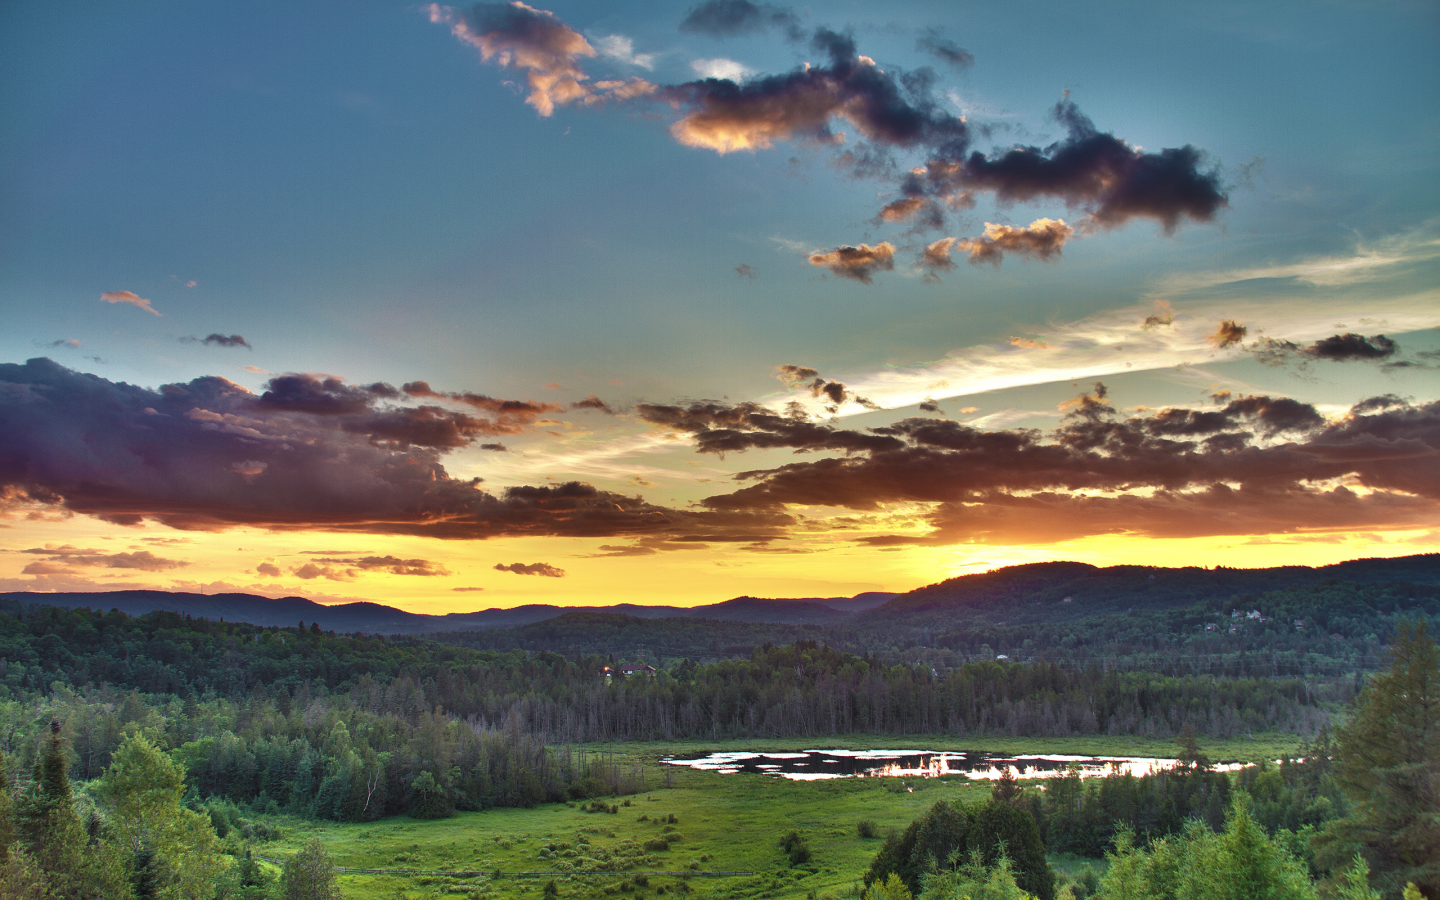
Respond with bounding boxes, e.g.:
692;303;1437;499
0;582;1435;898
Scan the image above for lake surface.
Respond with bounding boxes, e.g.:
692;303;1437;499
660;749;1246;781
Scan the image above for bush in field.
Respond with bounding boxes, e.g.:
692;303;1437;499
780;830;813;866
859;819;880;839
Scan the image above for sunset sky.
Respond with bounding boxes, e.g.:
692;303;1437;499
2;0;1437;612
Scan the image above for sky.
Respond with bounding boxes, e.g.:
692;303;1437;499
1;0;1437;613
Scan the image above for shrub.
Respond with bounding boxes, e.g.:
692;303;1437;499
780;831;812;866
643;838;670;851
858;819;880;839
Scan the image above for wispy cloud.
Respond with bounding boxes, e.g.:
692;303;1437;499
100;291;161;316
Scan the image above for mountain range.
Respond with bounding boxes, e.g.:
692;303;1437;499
4;554;1437;636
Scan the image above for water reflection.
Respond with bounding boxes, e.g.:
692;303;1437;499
661;749;1247;781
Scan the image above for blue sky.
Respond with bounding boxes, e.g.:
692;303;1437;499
1;0;1437;610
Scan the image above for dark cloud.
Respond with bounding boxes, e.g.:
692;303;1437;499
432;7;1224;264
809;378;848;405
775;364;819;387
256;562;282;577
639;392;1440;544
903;97;1226;234
1059;381;1113;422
494;561;566;577
47;339;81;349
582;543;661;557
18;545;188;573
452;586;486;591
259;374;388;415
678;0;800;38
401;380;561;428
571;395;616;414
918;399;944;414
0;358;789;543
480;442;509;451
807;242;896;283
635;399;902;455
1142;301;1175;329
181;334;252;349
915;28;974;69
306;555;452;576
1254;333;1399;367
735;263;756;279
665;29;971;158
1208;319;1248;349
348;406;502;449
876;197;944;229
956;218;1073;266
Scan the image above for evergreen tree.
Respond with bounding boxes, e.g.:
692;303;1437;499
1313;619;1440;898
0;752;15;862
281;839;342;900
13;720;93;899
971;802;1055;900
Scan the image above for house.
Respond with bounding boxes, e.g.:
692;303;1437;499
619;664;658;677
1294;619;1305;631
1246;610;1262;620
1061;597;1073;604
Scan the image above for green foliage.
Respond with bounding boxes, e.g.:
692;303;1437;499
920;851;1038;900
866;800;1054;900
971;802;1054;900
10;722;133;900
280;838;341;900
858;819;880;838
0;753;14;860
864;873;913;900
1312;619;1440;899
780;830;813;866
96;732;232;899
1336;856;1384;900
1090;797;1317;900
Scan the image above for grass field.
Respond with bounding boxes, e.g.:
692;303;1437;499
256;732;1306;900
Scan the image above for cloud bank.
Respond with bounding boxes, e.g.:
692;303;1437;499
0;358;787;543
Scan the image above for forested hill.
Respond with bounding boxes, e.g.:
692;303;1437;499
854;554;1440;632
0;589;890;633
2;554;1434;639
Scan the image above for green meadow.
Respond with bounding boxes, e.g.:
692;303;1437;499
256;733;1300;900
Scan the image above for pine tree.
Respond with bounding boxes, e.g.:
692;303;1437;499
11;719;121;900
1313;620;1439;898
0;752;15;861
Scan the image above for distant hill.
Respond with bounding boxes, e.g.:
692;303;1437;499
0;589;881;634
5;554;1434;639
852;554;1440;635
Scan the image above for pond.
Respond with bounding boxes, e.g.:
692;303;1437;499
660;749;1247;781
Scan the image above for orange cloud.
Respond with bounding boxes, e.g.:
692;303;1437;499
808;242;896;283
426;2;653;116
1208;319;1248;349
100;291;161;316
957;218;1074;266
